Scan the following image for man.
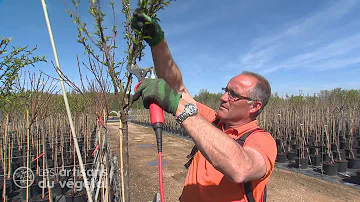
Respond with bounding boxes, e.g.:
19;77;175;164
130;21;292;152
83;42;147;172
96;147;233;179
131;9;277;202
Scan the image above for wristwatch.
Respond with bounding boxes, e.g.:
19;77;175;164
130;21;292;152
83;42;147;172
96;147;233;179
176;103;198;124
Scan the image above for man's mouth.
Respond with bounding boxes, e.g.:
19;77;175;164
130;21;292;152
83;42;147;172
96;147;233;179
220;104;228;110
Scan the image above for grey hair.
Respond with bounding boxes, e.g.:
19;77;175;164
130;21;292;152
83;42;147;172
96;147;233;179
241;71;271;116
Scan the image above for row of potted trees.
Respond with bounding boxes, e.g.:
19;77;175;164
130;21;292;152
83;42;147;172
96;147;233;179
0;114;102;202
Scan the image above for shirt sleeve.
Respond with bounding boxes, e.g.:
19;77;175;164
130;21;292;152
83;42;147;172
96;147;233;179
195;102;217;122
243;131;277;180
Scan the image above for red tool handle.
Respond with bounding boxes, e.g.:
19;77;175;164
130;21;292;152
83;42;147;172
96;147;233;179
135;80;165;202
149;103;164;124
134;81;165;125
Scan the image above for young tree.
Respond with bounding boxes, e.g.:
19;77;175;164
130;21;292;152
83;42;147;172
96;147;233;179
64;0;172;201
0;37;46;117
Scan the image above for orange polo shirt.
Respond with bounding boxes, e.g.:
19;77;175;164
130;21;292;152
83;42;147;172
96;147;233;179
180;102;277;202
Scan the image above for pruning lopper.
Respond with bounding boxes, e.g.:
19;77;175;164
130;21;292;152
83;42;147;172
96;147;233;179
127;63;166;202
127;64;165;129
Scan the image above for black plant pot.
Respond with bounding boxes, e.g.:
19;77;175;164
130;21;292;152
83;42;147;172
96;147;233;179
21;187;35;200
287;151;295;161
322;153;330;163
276;153;287;163
12;150;20;157
275;139;281;146
308;137;315;145
336;160;348;173
0;183;11;199
295;157;308;169
64;159;75;166
340;142;350;150
345;149;357;158
331;144;337;152
295;148;307;157
310;155;321;166
30;193;56;202
347;158;360;169
12;162;21;172
47;161;54;169
86;156;94;163
309;146;317;155
86;150;95;158
315;141;323;147
56;176;70;195
356;147;360;155
30;181;42;198
333;151;346;160
291;144;299;150
14;157;23;165
322;162;338;176
50;180;63;196
65;189;87;202
319;146;328;153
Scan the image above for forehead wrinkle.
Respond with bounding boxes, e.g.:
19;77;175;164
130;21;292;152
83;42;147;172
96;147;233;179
228;81;251;96
230;75;257;96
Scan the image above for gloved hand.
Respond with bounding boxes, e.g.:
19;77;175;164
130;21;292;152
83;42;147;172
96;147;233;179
131;8;164;47
132;79;181;116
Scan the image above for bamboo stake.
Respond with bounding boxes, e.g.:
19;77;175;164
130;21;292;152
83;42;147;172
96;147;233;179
7;137;12;178
40;1;93;201
97;119;104;199
26;109;30;201
119;119;125;202
60;115;65;170
2;115;8;202
53;118;59;179
103;109;109;202
73;141;76;194
6;115;11;179
42;121;46;198
37;120;40;176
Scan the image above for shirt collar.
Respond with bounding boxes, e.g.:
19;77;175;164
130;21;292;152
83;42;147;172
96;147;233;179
217;120;259;137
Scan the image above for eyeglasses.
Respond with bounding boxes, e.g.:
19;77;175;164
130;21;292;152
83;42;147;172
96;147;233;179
221;87;255;102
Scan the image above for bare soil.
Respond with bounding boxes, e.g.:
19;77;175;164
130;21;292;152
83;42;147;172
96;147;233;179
108;122;360;202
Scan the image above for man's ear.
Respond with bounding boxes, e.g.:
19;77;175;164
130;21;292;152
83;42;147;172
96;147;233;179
250;101;262;114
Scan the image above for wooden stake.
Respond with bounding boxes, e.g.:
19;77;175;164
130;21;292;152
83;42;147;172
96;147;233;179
119;119;125;202
42;120;46;198
26;109;30;201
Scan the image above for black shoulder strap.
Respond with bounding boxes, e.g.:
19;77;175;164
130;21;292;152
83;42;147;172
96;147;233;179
236;128;264;146
183;121;266;202
184;118;220;169
243;183;267;202
237;127;264;202
184;145;198;168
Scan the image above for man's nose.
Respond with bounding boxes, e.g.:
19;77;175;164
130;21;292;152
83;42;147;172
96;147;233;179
220;92;229;102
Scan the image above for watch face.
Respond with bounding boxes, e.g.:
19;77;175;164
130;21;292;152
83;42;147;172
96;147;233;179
187;104;198;114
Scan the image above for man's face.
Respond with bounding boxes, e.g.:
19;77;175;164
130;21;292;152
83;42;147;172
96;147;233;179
217;74;258;126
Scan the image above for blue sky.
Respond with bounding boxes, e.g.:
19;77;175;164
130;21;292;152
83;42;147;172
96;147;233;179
1;0;360;97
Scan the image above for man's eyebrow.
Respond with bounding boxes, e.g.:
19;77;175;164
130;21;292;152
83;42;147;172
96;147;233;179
227;88;241;98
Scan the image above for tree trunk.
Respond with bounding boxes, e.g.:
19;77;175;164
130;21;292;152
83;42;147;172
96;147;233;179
122;121;130;202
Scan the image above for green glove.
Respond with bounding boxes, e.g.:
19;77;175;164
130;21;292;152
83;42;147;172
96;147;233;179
132;79;181;115
131;8;164;47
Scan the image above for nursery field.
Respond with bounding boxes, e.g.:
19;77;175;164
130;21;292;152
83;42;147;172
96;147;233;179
108;122;360;202
0;115;121;202
3;0;360;201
